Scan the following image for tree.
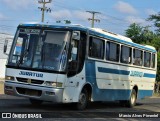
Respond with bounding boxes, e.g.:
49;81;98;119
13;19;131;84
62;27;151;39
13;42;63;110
125;22;160;82
150;36;160;52
56;20;71;24
125;23;142;43
148;12;160;34
125;23;155;44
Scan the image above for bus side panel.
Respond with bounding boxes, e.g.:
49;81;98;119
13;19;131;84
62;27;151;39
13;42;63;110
85;60;156;101
85;60;131;101
130;68;156;99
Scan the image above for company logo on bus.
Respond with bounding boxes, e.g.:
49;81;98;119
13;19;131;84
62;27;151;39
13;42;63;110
130;71;143;77
19;71;43;78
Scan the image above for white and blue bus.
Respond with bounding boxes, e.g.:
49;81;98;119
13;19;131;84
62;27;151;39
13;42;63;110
4;23;157;110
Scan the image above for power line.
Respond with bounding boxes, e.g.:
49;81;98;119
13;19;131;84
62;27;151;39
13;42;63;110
86;11;101;28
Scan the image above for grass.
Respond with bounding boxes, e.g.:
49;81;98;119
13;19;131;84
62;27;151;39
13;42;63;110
153;92;160;97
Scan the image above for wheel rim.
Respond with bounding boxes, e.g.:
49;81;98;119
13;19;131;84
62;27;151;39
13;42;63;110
131;93;136;105
79;93;86;105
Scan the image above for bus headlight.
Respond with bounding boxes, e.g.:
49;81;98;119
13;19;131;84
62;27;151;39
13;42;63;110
5;76;14;81
44;81;63;87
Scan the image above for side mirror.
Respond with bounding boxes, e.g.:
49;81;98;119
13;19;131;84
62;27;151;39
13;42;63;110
72;31;80;40
4;39;8;54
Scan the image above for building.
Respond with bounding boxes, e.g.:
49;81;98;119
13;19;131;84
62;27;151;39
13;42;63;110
0;33;13;78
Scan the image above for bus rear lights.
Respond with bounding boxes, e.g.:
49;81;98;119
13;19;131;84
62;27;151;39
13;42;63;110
44;81;63;87
5;76;14;81
45;91;55;96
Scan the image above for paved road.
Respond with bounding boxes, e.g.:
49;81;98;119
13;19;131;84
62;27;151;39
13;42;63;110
0;94;160;120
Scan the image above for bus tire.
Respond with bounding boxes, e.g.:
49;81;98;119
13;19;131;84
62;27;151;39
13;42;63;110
127;89;137;108
76;89;89;110
29;98;43;105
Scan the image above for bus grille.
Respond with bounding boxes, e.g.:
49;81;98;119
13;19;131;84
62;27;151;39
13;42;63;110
16;87;42;97
16;77;44;85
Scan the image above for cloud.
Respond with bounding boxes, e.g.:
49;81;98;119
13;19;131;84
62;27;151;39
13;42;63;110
49;9;72;20
114;1;137;14
49;10;91;21
1;0;36;10
125;16;146;24
0;13;7;20
146;9;157;15
73;11;90;20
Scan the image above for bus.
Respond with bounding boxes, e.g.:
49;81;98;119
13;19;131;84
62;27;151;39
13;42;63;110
4;23;157;110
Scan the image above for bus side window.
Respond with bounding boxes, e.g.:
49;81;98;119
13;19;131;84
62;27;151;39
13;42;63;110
106;41;119;62
121;45;132;64
89;37;104;59
144;52;151;67
133;49;143;66
151;53;155;68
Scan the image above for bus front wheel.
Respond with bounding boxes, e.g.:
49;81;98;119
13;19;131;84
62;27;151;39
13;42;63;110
76;89;89;110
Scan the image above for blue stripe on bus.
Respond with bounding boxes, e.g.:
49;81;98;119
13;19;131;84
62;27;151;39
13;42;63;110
143;73;156;78
98;67;130;75
98;67;156;78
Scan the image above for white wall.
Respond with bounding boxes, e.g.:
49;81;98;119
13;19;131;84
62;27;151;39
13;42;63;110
0;33;13;78
0;59;7;78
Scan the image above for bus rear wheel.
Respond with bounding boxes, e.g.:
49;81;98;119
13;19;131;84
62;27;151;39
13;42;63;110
29;98;43;106
127;89;137;107
76;89;89;110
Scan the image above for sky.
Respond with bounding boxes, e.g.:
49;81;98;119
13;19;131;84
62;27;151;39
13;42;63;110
0;0;159;36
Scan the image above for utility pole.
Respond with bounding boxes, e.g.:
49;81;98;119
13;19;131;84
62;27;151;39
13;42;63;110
38;0;52;22
86;11;101;28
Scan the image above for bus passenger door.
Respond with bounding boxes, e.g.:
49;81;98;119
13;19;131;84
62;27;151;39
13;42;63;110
63;31;87;102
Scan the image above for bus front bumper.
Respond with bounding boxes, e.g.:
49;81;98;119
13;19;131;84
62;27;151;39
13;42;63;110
4;81;63;103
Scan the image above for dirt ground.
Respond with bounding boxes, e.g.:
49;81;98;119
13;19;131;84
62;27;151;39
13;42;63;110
0;81;4;94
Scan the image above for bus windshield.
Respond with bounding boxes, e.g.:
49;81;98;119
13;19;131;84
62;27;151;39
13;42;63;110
8;28;71;72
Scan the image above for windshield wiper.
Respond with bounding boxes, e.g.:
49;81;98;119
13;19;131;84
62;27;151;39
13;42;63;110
40;43;45;69
17;49;28;66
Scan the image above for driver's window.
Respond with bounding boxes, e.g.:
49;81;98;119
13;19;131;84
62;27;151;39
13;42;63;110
71;39;78;61
70;31;80;61
68;31;80;76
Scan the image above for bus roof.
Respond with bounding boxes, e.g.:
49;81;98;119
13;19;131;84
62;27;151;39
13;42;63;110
19;23;156;53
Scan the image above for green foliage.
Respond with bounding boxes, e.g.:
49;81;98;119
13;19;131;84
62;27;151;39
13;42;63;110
125;19;160;81
157;52;160;81
148;12;160;33
149;36;160;52
125;23;142;43
56;20;71;24
64;20;71;24
125;23;155;44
